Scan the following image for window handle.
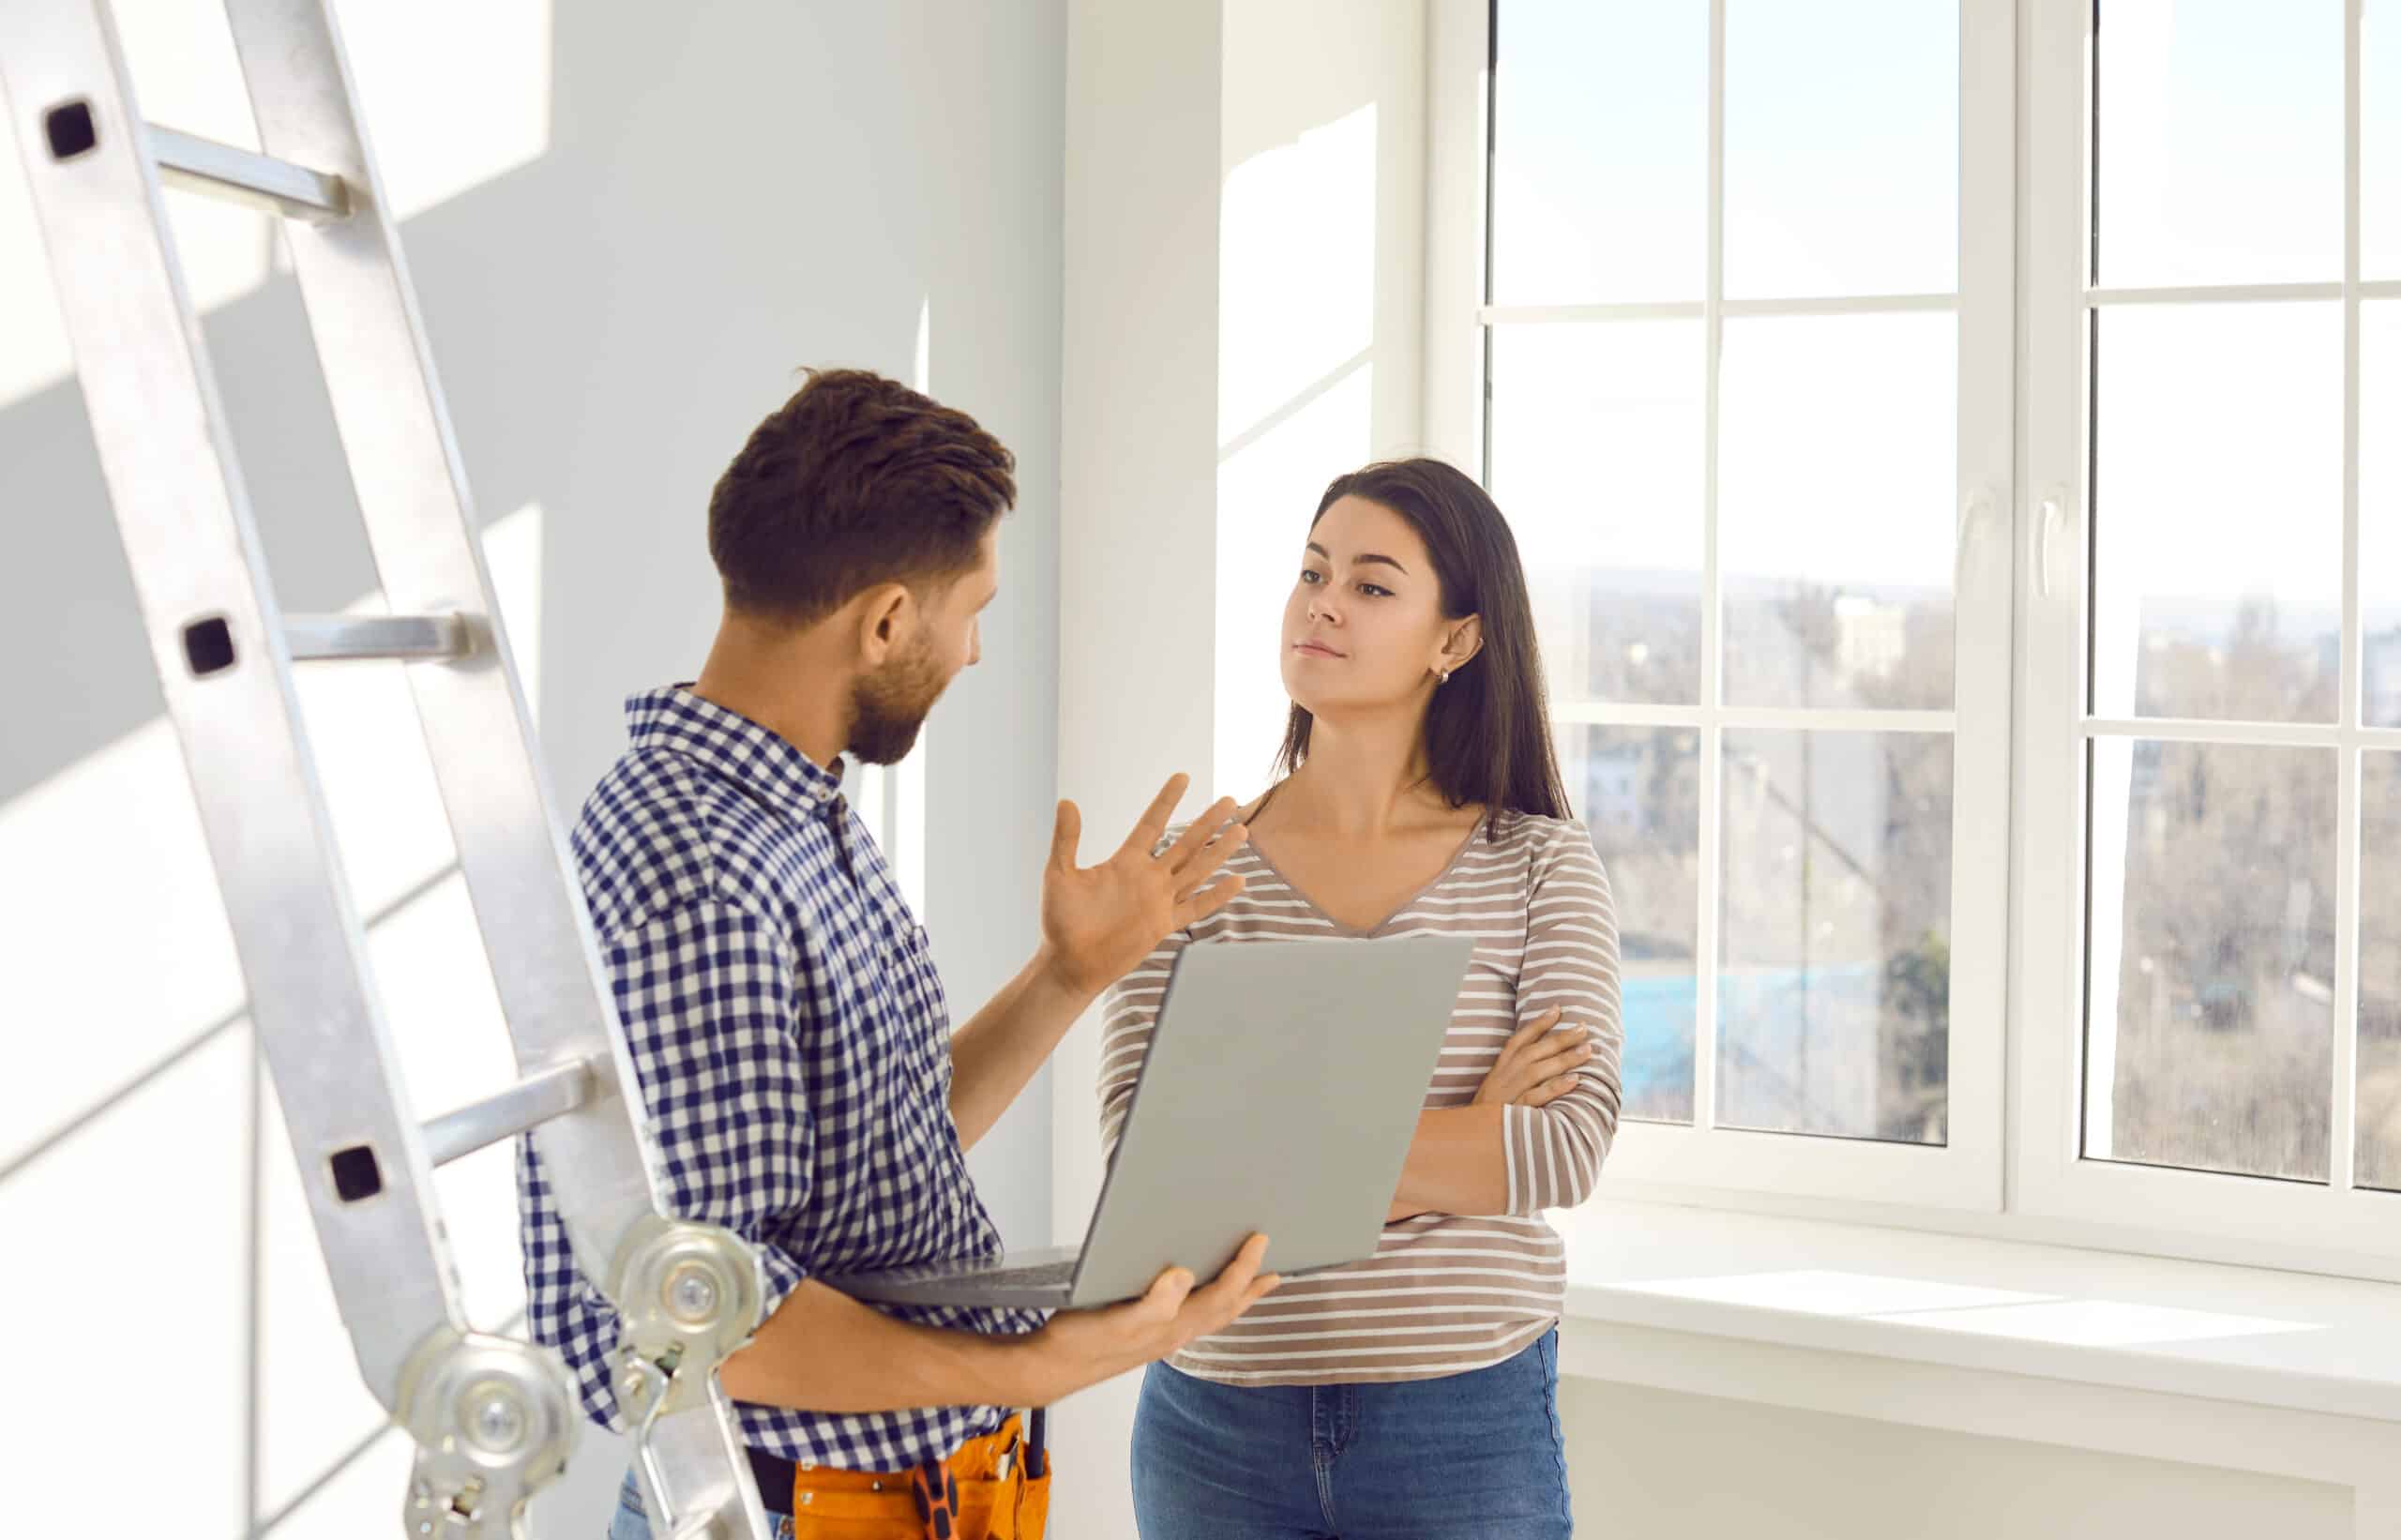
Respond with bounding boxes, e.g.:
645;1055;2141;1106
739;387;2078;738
1956;490;1992;591
2035;491;2070;600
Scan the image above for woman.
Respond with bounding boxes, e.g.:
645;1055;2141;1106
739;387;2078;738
1097;458;1623;1539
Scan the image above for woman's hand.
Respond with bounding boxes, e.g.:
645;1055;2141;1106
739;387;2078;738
1471;1006;1593;1110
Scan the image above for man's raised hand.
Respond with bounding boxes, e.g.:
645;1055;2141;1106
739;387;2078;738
1038;773;1247;997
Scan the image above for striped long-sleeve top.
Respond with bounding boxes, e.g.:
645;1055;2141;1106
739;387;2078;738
1097;808;1624;1384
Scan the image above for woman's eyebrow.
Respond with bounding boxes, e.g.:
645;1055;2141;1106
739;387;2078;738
1306;540;1409;575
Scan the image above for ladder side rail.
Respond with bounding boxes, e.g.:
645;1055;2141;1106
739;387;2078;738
218;0;674;1313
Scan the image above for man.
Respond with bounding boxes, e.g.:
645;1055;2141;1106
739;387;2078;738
516;369;1275;1539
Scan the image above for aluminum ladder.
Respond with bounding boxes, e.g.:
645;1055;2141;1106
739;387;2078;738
0;4;775;1535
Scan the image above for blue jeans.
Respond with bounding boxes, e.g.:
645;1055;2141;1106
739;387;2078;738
1130;1329;1573;1539
609;1471;793;1540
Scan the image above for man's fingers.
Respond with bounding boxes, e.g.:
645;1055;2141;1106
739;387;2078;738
1171;872;1247;929
1224;1273;1282;1325
1049;800;1082;872
1192;1233;1271;1309
1123;773;1192;853
1141;1263;1198;1317
1161;798;1246;875
1172;849;1245;902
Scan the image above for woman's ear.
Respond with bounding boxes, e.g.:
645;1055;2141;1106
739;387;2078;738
1439;614;1485;675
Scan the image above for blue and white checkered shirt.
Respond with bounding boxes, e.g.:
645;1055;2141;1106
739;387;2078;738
516;685;1041;1470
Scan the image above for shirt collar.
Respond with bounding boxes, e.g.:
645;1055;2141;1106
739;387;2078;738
625;685;847;810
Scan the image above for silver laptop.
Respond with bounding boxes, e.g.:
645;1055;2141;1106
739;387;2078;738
823;934;1476;1311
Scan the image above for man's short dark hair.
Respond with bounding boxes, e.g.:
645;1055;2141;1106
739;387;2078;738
706;368;1016;623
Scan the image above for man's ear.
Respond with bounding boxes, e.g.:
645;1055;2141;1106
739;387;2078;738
853;582;916;666
1441;614;1485;674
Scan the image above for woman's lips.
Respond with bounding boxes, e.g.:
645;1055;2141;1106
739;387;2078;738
1292;640;1344;658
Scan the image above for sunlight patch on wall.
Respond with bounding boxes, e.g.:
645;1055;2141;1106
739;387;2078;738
332;0;552;223
1216;103;1377;451
0;0;551;410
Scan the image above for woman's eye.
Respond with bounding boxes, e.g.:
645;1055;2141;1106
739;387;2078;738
1299;569;1323;584
1358;582;1392;599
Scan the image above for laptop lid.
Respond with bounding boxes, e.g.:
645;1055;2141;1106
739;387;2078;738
1066;934;1476;1308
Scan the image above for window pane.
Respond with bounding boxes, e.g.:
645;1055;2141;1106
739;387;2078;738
1724;0;1956;299
1719;313;1957;711
2362;752;2401;1191
1718;730;1953;1144
1562;725;1700;1125
2367;303;2401;728
1492;0;1707;305
1490;321;1704;705
2085;739;2335;1183
2090;304;2342;722
2359;0;2400;279
2094;0;2344;287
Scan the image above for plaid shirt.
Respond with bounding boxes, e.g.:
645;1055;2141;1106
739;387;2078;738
516;685;1041;1470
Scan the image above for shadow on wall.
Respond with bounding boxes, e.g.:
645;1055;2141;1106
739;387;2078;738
1;1;989;808
1;2;1064;1534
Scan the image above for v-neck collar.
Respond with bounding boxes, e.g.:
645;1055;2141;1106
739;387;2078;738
1238;816;1490;938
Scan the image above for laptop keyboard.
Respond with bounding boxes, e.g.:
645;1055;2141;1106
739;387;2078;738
967;1258;1079;1289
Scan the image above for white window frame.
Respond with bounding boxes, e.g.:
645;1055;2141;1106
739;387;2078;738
2015;0;2401;1264
1425;0;2019;1215
1429;0;2401;1283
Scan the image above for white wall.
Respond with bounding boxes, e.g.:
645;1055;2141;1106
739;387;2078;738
0;2;1063;1534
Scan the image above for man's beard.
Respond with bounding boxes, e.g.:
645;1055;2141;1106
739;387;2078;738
847;642;946;765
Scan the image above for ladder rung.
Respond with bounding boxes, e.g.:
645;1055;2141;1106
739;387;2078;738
423;1060;599;1169
147;124;350;222
286;613;475;662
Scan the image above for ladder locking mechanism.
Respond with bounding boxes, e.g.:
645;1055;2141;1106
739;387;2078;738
609;1216;766;1421
610;1218;767;1540
396;1329;580;1539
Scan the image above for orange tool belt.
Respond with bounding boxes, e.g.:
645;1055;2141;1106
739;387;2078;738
745;1411;1050;1539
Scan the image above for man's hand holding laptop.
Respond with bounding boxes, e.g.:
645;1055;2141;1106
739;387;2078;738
1011;1233;1280;1405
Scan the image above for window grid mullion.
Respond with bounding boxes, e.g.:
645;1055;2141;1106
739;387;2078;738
2332;0;2367;1194
1695;0;1729;1137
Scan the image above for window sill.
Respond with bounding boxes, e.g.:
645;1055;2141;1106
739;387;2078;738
1555;1199;2401;1426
